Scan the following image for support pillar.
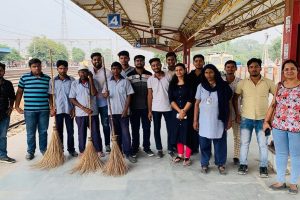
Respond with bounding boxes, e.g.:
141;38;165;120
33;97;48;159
282;0;300;78
183;42;191;71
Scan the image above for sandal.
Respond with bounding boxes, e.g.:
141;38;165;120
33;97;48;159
269;183;287;191
201;166;209;174
288;184;298;195
183;158;191;166
218;165;226;175
172;156;183;163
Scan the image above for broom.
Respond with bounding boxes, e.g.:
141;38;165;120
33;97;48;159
71;72;104;174
33;49;64;169
102;58;128;176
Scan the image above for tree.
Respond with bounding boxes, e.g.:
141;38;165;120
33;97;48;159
28;37;69;63
0;44;23;62
269;36;282;61
72;47;85;63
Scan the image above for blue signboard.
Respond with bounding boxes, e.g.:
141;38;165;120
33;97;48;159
107;13;122;29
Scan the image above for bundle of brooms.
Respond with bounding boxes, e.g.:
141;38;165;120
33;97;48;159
33;49;64;169
71;67;104;174
102;58;128;176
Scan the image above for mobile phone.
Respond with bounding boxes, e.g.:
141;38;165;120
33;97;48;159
176;113;187;119
265;128;271;137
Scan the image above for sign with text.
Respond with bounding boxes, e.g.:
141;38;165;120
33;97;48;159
107;13;122;29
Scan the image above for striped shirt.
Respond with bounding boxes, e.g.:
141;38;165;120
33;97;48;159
18;72;50;111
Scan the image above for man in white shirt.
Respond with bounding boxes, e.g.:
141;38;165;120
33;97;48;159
147;58;174;158
88;52;112;153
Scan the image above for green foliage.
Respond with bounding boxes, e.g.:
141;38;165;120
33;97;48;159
0;44;22;62
28;37;69;63
72;47;85;63
269;36;282;61
193;39;263;65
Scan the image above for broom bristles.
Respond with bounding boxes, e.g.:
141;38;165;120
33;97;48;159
71;138;104;174
103;135;128;176
33;125;65;169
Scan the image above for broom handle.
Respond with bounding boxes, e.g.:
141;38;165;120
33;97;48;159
101;58;115;136
49;49;56;125
88;76;92;138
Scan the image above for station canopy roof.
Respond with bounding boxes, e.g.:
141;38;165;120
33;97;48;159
71;0;285;52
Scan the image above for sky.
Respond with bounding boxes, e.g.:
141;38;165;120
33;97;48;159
0;0;283;62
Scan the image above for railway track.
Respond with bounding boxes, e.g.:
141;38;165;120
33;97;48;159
5;66;79;87
5;66;79;129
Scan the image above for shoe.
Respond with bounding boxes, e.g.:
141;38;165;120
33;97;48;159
259;167;269;178
183;158;191;166
69;151;78;157
25;153;35;160
233;158;239;165
98;152;105;157
105;145;111;153
168;151;176;158
157;150;164;159
131;153;137;158
269;183;287;191
144;149;154;157
201;166;209;174
0;156;16;164
238;164;248;175
288;184;298;195
126;155;137;163
218;165;227;175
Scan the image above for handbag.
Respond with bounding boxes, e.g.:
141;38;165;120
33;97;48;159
270;82;282;123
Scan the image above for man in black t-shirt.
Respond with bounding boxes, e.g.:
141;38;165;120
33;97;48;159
187;54;205;153
0;63;16;163
127;55;154;157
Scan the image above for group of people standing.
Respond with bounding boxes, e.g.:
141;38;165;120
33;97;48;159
0;50;299;194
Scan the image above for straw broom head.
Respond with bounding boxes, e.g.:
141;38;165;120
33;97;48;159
33;125;65;169
71;137;104;174
103;135;128;176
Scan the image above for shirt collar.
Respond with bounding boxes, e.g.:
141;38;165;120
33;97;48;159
30;72;44;77
55;75;70;80
110;75;125;81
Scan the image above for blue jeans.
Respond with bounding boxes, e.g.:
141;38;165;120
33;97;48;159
152;111;173;151
24;111;50;154
239;117;268;167
199;132;227;167
56;113;75;153
111;115;131;156
273;128;300;184
98;106;110;146
130;108;151;152
0;116;10;158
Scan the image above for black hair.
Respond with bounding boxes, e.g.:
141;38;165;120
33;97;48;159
200;64;222;84
282;59;299;71
111;61;122;69
149;58;161;65
247;58;262;67
134;55;145;61
193;54;205;61
0;62;5;70
224;60;237;68
90;52;102;59
169;63;189;89
166;51;177;59
118;50;129;58
28;58;41;67
56;60;68;68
